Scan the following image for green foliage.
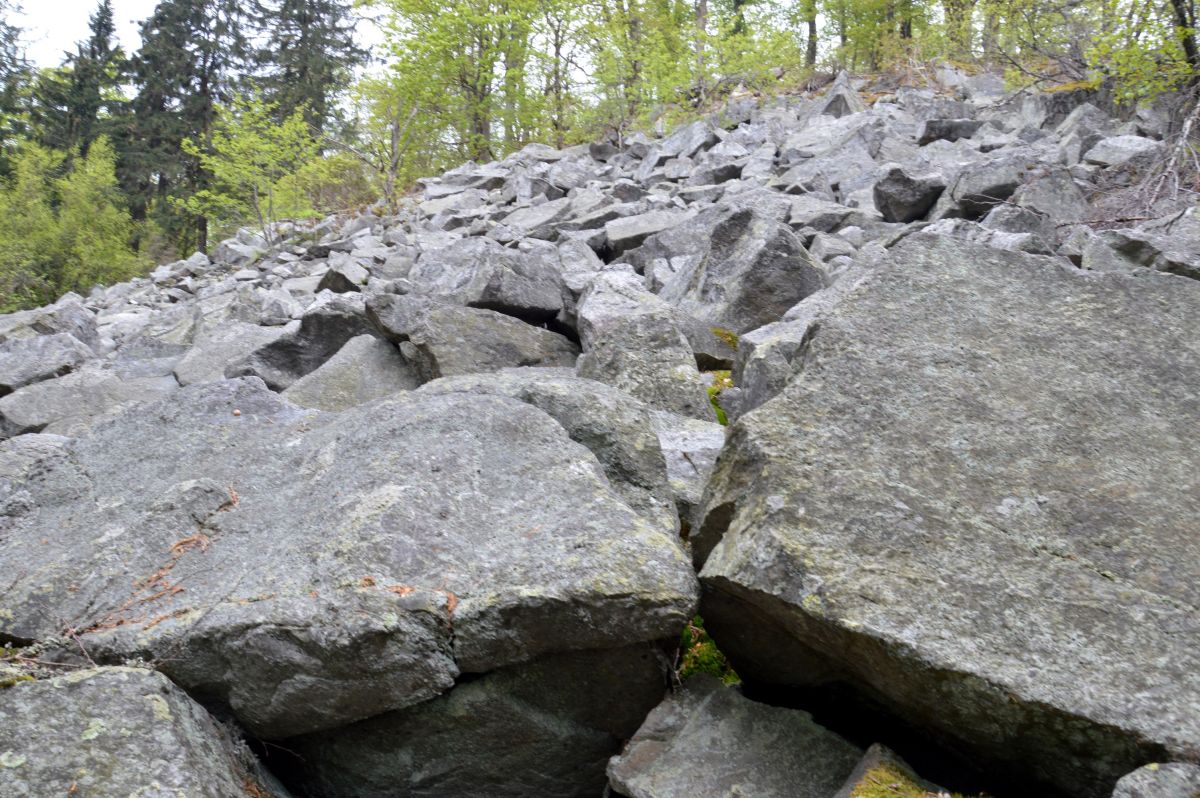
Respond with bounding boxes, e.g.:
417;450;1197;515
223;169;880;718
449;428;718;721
179;95;320;243
707;369;734;426
0;137;144;311
847;761;986;797
678;615;739;683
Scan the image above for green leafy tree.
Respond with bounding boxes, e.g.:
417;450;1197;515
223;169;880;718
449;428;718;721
0;144;62;310
179;94;320;244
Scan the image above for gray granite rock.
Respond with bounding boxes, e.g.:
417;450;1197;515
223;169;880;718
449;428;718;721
0;333;93;395
695;235;1200;797
607;676;863;798
873;164;946;223
576;272;715;421
367;294;579;382
1111;763;1200;798
0;379;698;740
174;321;297;386
0;667;286;798
0;368;177;439
282;334;419;411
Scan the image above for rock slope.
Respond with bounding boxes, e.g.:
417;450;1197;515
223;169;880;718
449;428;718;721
1;70;1198;798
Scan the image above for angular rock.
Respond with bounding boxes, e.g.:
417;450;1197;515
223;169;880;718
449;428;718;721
873;164;946;223
1084;135;1162;169
649;411;726;524
407;237;566;322
576;272;715;421
830;744;946;798
605;210;690;256
316;258;370;293
0;298;98;351
226;297;377;390
415;368;675;528
282;334;419;411
0;379;698;739
819;71;867;118
0;368;176;439
1111;763;1200;798
695;235;1200;797
1080;210;1200;280
0;333;93;396
607;676;863;798
948;154;1032;218
291;645;670;798
917;118;984;145
0;667;284;798
501;197;573;238
174;321;296;386
655;208;825;334
368;294;579;382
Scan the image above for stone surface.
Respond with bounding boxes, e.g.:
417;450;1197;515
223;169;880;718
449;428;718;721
289;645;671;798
605;211;689;255
282;334;419;411
695;235;1200;797
873;164;946;223
576;272;715;421
649;411;726;524
0;379;698;740
415;368;675;528
1084;135;1163;169
226;298;379;390
0;333;93;396
407;236;566;322
0;368;177;439
1111;763;1200;798
607;676;863;798
0;667;284;798
174;321;296;386
367;294;579;382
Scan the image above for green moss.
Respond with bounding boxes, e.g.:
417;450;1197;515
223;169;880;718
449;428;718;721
0;674;33;689
678;615;739;684
848;762;984;798
707;370;734;426
710;327;740;351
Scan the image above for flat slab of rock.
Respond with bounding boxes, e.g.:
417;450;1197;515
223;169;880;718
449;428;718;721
368;294;579;383
0;379;697;740
696;235;1200;797
607;676;863;798
0;368;177;439
0;667;283;798
0;333;93;395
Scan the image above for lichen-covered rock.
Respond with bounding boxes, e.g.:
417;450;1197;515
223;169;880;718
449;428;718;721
0;379;698;740
0;667;285;798
695;235;1200;797
606;675;863;798
367;294;579;382
0;333;93;396
0;367;177;439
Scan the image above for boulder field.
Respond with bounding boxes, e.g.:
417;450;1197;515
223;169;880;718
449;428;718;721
1;71;1197;798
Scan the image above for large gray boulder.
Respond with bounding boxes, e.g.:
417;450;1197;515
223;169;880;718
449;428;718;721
873;164;946;223
576;272;715;421
282;334;419;411
367;294;579;383
0;368;176;439
653;207;826;334
606;676;863;798
0;667;285;798
0;297;98;352
290;644;671;798
415;368;675;529
694;235;1200;797
0;379;697;740
174;320;297;386
226;297;378;390
1081;209;1200;281
408;237;567;322
0;333;93;395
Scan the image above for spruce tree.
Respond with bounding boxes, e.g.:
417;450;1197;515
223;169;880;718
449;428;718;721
254;0;366;135
130;0;247;254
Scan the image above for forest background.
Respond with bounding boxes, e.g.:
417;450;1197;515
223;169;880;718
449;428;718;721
0;0;1195;310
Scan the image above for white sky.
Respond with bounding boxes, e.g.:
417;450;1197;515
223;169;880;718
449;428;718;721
15;0;160;68
14;0;384;69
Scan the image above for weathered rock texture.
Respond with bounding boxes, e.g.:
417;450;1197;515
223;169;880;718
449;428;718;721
695;235;1200;797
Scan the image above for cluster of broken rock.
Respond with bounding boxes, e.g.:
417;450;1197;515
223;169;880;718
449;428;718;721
1;71;1198;798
